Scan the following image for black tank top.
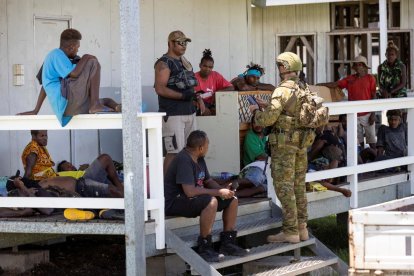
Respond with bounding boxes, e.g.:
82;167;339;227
155;55;196;116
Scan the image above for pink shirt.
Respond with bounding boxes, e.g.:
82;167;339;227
194;71;232;105
337;74;376;116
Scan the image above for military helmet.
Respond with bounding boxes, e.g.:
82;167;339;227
276;52;302;72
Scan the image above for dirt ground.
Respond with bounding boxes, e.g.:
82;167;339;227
1;235;126;276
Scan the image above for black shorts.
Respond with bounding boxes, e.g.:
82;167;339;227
165;194;234;218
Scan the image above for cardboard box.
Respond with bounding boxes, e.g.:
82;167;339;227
309;85;345;102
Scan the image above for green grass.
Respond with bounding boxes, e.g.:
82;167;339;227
308;215;349;263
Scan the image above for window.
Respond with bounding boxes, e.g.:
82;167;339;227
277;34;316;84
328;1;410;86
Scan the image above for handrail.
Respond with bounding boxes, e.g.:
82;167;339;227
0;112;166;249
307;97;414;208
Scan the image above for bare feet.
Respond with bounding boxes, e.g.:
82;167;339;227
89;105;114;114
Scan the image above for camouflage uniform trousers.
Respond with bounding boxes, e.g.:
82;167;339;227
271;143;308;236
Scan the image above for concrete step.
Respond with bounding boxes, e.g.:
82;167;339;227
176;216;282;247
164;198;272;231
245;256;338;276
211;238;316;270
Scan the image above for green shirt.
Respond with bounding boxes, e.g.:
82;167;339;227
243;128;267;166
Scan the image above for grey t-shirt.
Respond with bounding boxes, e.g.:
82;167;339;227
377;123;407;158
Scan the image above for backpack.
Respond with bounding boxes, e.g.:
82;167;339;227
294;82;329;129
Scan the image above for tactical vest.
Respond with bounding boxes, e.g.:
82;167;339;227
274;81;328;131
270;81;329;149
154;55;196;116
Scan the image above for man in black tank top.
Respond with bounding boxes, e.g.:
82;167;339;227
154;30;198;173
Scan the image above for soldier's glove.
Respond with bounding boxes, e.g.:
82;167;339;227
181;91;195;101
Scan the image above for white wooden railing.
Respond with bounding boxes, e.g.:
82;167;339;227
0;112;165;249
308;98;414;208
200;92;414;210
0;97;413;251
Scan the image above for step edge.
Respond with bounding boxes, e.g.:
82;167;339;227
211;239;317;269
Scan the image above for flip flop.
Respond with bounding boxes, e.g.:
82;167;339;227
89;106;115;114
64;208;95;220
99;209;124;220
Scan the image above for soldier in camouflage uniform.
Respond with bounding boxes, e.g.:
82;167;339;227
250;52;315;243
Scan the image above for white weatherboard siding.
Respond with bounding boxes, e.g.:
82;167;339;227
147;0;249;86
251;3;330;85
0;0;250;176
400;0;414;87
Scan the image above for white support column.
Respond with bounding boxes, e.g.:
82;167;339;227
119;1;145;275
379;0;388;60
408;108;414;194
347;113;358;208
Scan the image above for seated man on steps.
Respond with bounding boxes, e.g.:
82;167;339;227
164;130;249;262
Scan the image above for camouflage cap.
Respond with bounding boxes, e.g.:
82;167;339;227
168;30;191;42
276;52;302;72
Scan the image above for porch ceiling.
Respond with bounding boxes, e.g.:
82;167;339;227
253;0;352;7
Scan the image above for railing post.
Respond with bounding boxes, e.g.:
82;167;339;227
146;115;165;249
347;113;359;208
408;108;414;194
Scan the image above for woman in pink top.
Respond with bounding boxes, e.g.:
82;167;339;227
194;49;234;115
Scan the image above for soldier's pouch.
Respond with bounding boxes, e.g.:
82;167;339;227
277;133;285;147
275;115;294;131
268;133;278;146
291;131;300;144
301;131;316;148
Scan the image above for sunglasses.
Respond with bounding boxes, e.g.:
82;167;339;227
174;40;188;47
354;63;365;67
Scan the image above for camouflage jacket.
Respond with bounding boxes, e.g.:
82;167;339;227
254;79;299;130
379;59;407;97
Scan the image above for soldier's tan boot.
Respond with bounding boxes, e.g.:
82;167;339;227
267;232;300;243
299;223;309;241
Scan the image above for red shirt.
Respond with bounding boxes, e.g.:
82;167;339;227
194;71;232;105
337;74;376;116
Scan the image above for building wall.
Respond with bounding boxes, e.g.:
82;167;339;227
0;0;250;175
400;0;414;29
400;0;414;86
251;3;331;85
